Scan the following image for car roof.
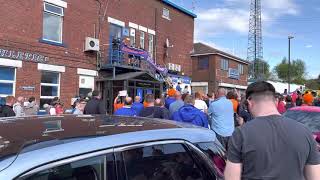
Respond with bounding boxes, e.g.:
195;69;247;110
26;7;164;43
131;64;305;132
288;106;320;113
0;115;216;178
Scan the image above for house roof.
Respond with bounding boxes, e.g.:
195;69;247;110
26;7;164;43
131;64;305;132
191;42;250;65
162;0;197;18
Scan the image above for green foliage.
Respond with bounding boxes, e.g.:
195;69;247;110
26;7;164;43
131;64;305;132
250;59;271;80
305;79;320;90
274;57;306;84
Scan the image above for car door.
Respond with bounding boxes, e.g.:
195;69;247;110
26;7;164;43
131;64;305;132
114;140;218;180
17;151;116;180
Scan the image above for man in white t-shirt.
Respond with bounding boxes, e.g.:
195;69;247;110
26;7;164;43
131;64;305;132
194;92;208;113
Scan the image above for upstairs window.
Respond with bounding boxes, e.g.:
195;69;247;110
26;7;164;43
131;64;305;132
140;31;145;49
238;64;244;74
198;56;209;70
162;8;170;20
130;28;136;47
148;34;154;58
43;3;64;43
221;59;229;71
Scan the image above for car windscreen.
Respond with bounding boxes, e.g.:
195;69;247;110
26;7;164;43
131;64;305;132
284;110;320;132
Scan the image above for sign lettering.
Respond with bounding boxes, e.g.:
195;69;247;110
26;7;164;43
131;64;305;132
0;48;49;63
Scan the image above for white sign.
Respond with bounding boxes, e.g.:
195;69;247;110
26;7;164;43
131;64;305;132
119;90;128;97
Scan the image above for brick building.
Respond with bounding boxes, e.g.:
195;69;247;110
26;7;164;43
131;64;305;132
191;43;250;94
0;0;195;111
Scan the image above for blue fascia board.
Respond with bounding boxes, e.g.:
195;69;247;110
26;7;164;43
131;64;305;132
162;0;197;18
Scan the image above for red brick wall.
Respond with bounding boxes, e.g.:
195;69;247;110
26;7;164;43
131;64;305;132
0;0;194;107
215;55;248;86
192;54;248;93
102;0;195;76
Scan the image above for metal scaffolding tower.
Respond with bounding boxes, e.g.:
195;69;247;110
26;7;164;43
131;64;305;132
247;0;264;80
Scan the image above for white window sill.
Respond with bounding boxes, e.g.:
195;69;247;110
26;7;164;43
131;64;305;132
162;16;171;21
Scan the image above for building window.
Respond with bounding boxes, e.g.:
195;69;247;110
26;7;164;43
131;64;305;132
40;71;60;108
198;56;209;70
221;59;229;70
148;34;154;58
43;2;64;43
0;66;15;104
238;64;244;74
162;8;170;20
79;75;95;97
140;31;145;49
130;28;136;47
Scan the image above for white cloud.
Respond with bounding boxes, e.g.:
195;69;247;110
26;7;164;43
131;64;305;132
194;0;300;47
305;45;313;48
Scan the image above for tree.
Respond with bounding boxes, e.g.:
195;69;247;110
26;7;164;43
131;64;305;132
305;79;320;90
274;57;306;84
250;59;271;80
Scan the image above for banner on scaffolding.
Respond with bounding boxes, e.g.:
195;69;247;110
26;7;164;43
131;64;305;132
120;44;168;75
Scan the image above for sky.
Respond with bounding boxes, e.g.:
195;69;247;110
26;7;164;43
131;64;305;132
171;0;320;79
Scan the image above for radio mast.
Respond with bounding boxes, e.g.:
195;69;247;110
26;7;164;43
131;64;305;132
247;0;264;80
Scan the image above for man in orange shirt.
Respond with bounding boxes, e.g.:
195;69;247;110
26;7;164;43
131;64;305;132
227;91;239;113
113;96;124;113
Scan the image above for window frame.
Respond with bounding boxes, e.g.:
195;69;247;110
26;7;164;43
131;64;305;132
221;59;229;71
40;71;60;100
17;149;114;180
130;28;136;46
114;140;218;180
238;64;244;75
42;2;64;44
148;34;154;58
198;56;209;70
162;7;171;20
0;66;16;97
140;31;145;49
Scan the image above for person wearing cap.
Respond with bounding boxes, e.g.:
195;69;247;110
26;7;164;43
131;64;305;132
84;90;106;115
302;91;314;106
165;88;176;109
224;81;320;180
114;97;137;117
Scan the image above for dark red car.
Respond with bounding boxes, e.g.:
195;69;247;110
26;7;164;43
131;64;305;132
284;106;320;150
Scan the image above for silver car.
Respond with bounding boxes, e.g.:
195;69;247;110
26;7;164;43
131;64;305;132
0;115;225;180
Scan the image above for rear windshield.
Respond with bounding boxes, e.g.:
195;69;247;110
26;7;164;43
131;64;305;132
284;111;320;132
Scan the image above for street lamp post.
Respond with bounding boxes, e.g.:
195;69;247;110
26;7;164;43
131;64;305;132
288;36;294;94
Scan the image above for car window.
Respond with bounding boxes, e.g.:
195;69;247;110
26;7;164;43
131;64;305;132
20;156;105;180
196;141;226;178
284;111;320;132
122;143;207;180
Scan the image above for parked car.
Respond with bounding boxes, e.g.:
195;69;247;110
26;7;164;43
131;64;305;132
0;115;225;179
284;106;320;150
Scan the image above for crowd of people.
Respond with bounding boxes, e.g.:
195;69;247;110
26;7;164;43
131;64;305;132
0;82;319;179
0;90;106;117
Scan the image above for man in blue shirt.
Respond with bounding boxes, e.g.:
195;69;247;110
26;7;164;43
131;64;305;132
172;95;208;128
208;88;234;149
131;96;144;115
169;91;184;116
114;97;137;117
